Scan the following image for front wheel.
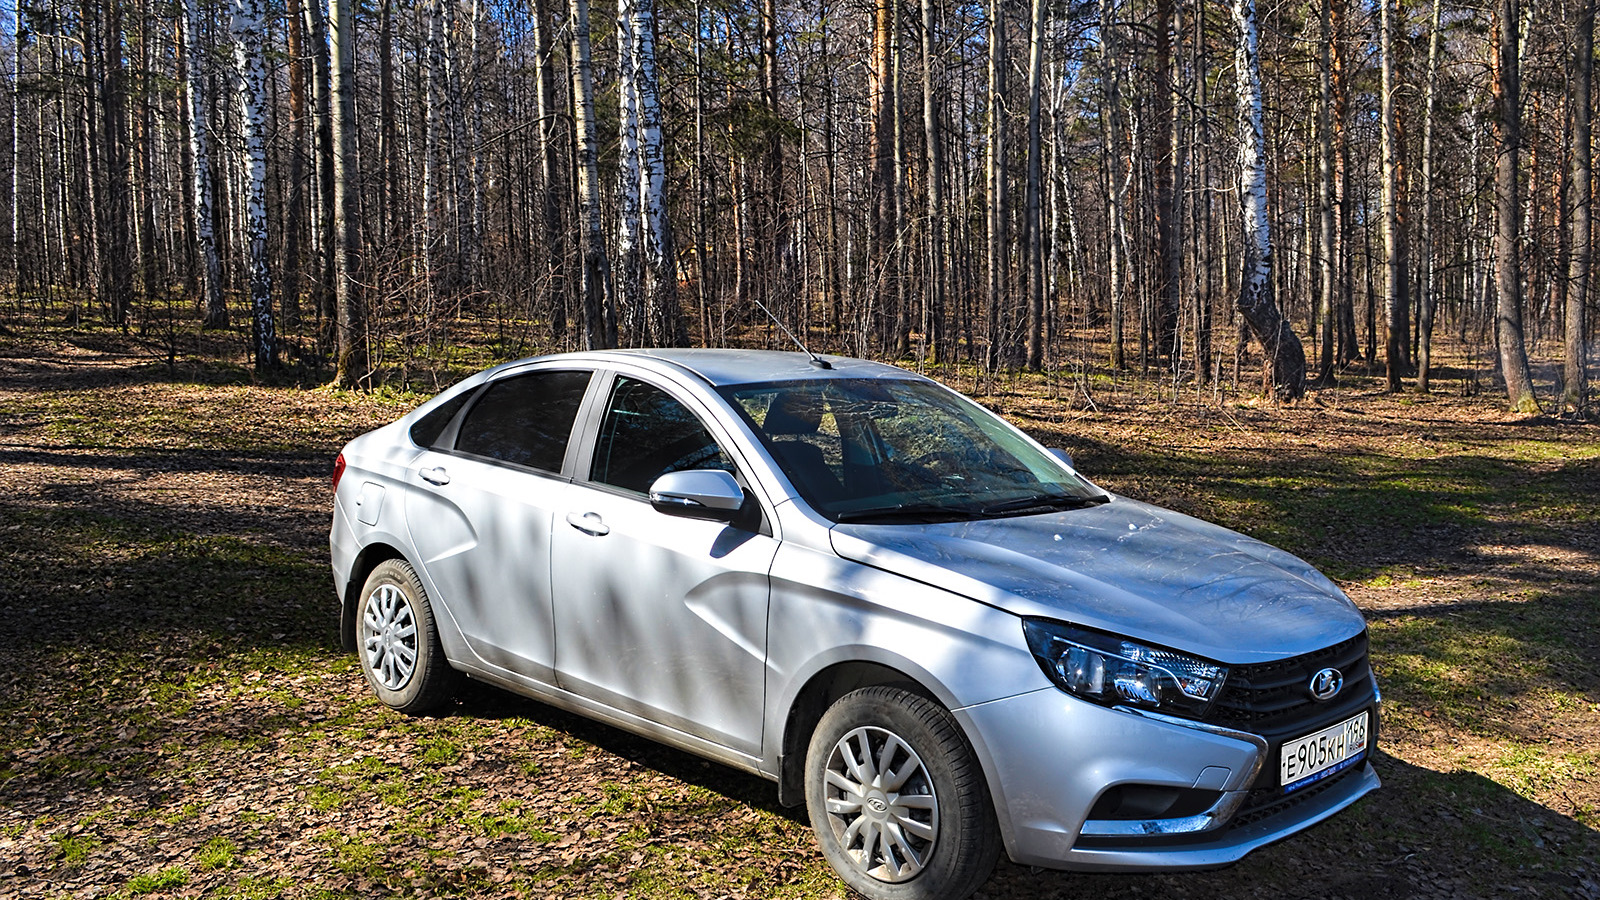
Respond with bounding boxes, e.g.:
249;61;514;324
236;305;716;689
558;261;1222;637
805;686;1000;900
357;559;458;714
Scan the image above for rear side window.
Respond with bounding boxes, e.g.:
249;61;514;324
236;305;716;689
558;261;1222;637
408;391;472;448
454;370;592;472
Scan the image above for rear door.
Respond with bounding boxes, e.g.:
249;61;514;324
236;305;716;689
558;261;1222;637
404;368;594;682
550;371;778;755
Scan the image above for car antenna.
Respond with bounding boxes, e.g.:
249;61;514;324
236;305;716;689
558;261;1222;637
751;293;832;369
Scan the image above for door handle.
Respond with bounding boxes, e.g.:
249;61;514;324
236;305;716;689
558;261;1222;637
419;466;451;486
565;511;610;536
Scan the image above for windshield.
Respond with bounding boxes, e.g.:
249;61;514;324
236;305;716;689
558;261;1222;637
721;378;1107;523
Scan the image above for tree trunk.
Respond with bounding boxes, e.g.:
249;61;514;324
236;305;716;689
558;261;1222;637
1331;0;1357;366
180;0;226;329
1380;0;1409;392
1154;0;1180;368
869;0;895;350
1100;0;1127;371
532;0;566;342
920;0;947;364
984;0;1006;370
379;0;398;247
331;0;364;386
1314;0;1338;386
616;0;685;347
284;0;308;331
762;0;787;326
99;0;132;326
233;0;275;370
302;0;335;341
1417;0;1443;392
134;0;159;308
615;0;644;343
570;0;615;349
1566;0;1593;413
1232;0;1305;400
1023;0;1046;370
1492;0;1539;412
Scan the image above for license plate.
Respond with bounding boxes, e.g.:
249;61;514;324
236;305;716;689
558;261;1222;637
1280;711;1368;792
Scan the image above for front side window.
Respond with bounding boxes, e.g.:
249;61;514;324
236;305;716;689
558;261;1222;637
590;377;734;494
454;370;592;472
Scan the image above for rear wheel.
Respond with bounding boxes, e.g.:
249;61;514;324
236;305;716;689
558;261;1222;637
805;686;1000;900
357;559;458;714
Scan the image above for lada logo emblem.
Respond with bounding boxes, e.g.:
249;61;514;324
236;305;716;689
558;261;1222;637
1309;667;1344;701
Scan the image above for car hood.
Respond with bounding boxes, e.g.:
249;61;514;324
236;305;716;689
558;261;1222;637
829;496;1365;664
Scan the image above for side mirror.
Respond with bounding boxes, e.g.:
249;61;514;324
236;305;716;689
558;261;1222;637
649;469;746;521
1049;448;1076;470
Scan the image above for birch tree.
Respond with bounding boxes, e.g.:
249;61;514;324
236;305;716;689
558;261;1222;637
628;0;685;346
233;0;275;369
1231;0;1305;399
615;0;644;342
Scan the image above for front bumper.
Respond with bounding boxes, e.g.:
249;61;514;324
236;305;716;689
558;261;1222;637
955;687;1380;871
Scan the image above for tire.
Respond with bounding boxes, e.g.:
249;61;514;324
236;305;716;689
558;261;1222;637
805;686;1001;900
356;559;459;714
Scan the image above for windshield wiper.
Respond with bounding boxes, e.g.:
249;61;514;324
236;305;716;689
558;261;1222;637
980;493;1111;517
833;502;983;524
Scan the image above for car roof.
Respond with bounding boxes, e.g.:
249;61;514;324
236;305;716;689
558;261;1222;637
561;348;919;388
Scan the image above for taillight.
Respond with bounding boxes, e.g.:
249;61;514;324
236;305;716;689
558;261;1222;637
332;452;347;492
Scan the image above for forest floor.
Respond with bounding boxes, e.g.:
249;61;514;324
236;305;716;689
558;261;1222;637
1;316;1598;899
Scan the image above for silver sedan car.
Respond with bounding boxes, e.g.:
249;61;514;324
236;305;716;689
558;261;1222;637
330;349;1379;900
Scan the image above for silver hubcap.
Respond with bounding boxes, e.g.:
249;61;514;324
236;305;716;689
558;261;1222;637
361;584;418;691
822;725;939;883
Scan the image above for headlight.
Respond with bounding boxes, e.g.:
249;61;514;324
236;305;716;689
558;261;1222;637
1023;619;1228;718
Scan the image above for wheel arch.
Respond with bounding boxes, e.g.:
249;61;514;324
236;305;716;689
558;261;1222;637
776;660;941;807
339;542;409;652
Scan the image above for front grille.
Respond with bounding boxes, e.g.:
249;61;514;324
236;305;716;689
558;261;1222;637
1206;631;1372;740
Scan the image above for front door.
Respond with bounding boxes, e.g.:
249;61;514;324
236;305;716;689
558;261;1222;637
551;373;777;756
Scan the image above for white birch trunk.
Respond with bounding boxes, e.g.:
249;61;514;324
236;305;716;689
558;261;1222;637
233;0;274;368
616;0;644;342
1231;0;1304;399
630;0;683;345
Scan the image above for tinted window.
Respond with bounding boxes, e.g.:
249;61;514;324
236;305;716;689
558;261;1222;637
408;390;472;448
454;370;592;471
590;377;733;494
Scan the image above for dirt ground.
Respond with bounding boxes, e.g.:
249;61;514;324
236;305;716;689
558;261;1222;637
1;328;1598;899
